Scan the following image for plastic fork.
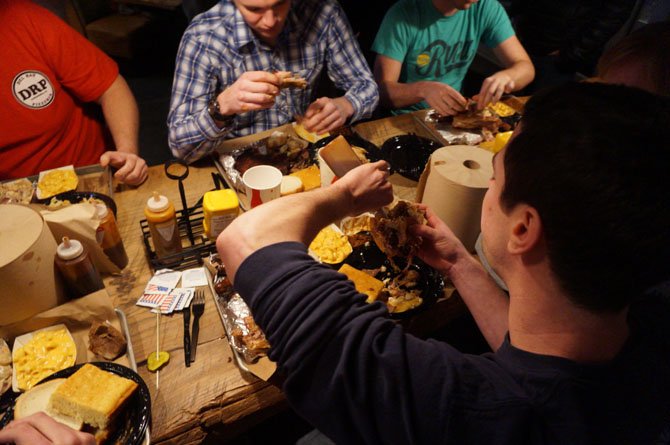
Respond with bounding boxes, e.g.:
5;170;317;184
190;290;205;363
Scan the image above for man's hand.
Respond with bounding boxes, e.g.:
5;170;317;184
302;97;354;134
411;205;469;277
421;81;468;116
332;161;394;216
217;71;280;115
0;412;95;445
476;72;515;110
100;151;148;186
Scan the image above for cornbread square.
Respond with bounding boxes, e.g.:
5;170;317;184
338;264;384;303
48;364;138;429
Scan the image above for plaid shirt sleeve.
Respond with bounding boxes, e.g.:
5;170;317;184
324;2;379;122
167;28;231;163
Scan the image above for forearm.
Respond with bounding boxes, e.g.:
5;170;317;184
496;60;535;92
378;80;429;109
97;75;139;153
218;187;350;282
449;254;510;350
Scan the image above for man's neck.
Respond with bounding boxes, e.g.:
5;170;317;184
431;0;458;16
507;273;630;363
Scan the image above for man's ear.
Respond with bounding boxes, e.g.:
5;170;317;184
507;205;542;254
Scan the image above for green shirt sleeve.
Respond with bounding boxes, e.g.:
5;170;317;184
371;0;415;62
480;0;515;48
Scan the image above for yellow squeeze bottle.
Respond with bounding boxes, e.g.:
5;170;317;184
202;189;239;240
145;191;182;258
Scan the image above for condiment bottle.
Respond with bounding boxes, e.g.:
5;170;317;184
144;191;182;259
95;204;129;269
202;189;239;241
55;236;104;298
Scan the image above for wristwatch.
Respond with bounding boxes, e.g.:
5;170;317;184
207;97;228;122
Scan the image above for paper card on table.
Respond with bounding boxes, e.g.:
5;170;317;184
151;292;179;314
136;292;167;308
173;288;194;311
144;284;171;294
149;269;182;289
181;268;208;288
318;135;363;178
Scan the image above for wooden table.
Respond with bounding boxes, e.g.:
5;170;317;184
107;111;464;443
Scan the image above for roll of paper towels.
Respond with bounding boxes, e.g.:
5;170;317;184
416;145;493;252
0;204;66;325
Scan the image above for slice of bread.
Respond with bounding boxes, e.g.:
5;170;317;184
14;378;83;430
48;364;138;430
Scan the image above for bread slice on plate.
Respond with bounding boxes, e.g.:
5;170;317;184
48;363;138;430
14;378;83;430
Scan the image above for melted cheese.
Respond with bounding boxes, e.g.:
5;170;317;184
309;226;352;264
13;328;76;391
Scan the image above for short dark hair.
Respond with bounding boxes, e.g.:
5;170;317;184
501;82;670;312
597;21;670;97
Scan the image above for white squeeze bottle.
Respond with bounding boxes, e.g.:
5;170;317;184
144;191;182;259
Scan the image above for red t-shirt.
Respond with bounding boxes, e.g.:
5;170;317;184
0;0;119;180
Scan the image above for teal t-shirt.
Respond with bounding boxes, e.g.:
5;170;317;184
372;0;515;114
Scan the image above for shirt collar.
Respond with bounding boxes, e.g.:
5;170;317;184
230;2;302;51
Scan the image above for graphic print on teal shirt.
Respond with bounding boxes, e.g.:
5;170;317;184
372;0;515;114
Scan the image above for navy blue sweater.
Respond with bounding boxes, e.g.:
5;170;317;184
235;242;670;444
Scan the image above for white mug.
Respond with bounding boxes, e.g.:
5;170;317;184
242;165;283;208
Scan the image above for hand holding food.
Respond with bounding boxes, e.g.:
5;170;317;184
332;161;394;217
302;97;353;135
0;412;95;445
476;71;515;110
421;81;467;117
371;200;426;260
411;204;468;277
217;71;280;115
99;151;148;186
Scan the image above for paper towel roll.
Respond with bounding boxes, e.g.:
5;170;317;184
0;204;66;325
417;145;493;252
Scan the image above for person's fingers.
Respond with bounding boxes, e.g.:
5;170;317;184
0;421;50;445
237;90;276;106
113;157;134;182
240;79;279;96
311;109;340;134
99;151;111;167
121;157;148;186
6;413;95;445
99;151;124;167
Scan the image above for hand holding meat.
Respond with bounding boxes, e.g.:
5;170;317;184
217;71;281;115
477;72;515;110
410;204;469;277
332;161;394;216
421;81;467;116
302;97;354;135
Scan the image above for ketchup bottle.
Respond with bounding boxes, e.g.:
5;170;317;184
55;237;104;298
95;204;129;269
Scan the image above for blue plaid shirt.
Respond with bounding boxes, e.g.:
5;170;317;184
168;0;379;163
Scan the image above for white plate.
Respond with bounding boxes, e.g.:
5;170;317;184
11;324;77;393
35;165;78;200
